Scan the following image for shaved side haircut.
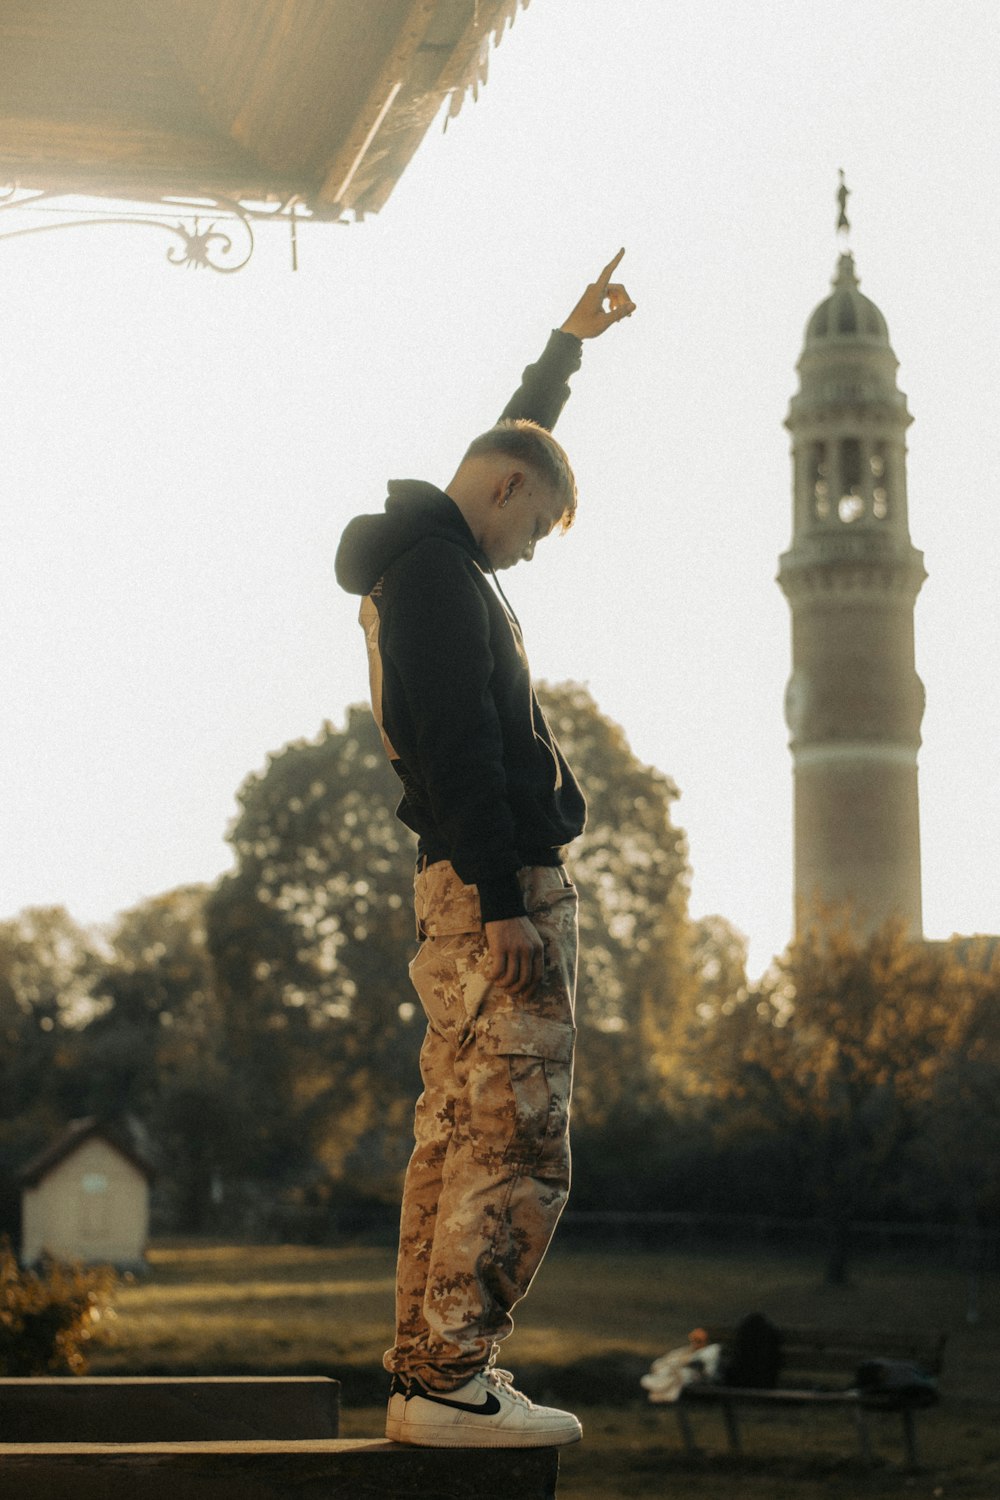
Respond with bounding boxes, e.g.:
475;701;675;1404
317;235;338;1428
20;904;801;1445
462;418;578;529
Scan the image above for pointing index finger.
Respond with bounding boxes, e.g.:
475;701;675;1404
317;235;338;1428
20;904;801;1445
596;247;625;289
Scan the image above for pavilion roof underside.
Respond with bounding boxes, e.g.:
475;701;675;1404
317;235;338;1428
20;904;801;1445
0;0;525;215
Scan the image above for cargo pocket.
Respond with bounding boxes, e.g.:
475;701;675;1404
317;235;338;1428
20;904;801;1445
467;1013;576;1169
414;863;483;937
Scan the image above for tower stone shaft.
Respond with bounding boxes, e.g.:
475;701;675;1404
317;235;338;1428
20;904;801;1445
778;251;925;936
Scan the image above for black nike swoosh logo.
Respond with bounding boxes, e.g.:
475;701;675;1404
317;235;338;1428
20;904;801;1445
417;1389;503;1416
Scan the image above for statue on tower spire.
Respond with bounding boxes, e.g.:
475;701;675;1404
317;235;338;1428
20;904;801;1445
836;169;851;241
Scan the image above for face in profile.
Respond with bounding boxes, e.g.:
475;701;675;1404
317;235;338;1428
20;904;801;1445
482;477;566;571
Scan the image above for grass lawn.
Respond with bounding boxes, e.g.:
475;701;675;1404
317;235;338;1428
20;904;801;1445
91;1238;1000;1498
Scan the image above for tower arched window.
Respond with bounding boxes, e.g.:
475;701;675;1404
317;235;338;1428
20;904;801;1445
838;437;864;522
808;441;830;519
871;444;890;519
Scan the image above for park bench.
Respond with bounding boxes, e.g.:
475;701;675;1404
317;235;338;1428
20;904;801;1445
672;1325;945;1466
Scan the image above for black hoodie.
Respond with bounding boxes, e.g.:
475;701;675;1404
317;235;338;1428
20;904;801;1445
335;330;586;922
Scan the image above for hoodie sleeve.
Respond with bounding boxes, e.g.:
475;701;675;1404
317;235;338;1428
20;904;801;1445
381;540;525;921
498;329;583;431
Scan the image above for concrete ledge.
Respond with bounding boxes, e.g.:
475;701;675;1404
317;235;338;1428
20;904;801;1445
0;1439;560;1500
0;1377;340;1442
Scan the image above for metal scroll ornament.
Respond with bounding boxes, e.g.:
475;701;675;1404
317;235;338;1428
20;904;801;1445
163;212;252;272
0;187;307;272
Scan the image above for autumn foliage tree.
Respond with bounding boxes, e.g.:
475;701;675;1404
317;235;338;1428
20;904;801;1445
536;683;691;1110
691;907;999;1280
913;936;1000;1238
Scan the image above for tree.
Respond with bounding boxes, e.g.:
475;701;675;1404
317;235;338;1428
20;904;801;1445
206;706;421;1205
699;907;978;1281
913;937;1000;1245
535;683;692;1125
665;913;750;1098
72;887;217;1120
93;887;240;1232
0;908;100;1233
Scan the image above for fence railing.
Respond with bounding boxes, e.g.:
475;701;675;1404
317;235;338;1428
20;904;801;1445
559;1209;1000;1266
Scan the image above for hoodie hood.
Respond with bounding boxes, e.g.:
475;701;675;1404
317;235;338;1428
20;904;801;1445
335;481;483;596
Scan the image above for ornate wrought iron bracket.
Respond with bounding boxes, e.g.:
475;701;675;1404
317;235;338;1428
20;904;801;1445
0;186;325;271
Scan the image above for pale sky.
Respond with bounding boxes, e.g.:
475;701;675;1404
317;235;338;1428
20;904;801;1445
3;1;998;977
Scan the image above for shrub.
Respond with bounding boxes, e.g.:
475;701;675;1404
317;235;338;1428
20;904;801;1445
0;1237;118;1374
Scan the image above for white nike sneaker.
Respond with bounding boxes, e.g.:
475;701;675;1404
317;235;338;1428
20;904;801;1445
385;1368;582;1448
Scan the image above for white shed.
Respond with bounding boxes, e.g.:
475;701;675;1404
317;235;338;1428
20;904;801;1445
19;1117;154;1269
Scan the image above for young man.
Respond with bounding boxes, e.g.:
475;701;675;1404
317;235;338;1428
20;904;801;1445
335;252;634;1448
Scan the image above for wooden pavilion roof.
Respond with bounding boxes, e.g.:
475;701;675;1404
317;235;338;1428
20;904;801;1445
0;0;528;218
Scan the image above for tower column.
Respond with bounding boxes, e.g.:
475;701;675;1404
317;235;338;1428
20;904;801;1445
778;218;925;939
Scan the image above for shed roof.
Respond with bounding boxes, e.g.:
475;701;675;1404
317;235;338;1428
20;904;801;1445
18;1116;157;1189
0;0;528;217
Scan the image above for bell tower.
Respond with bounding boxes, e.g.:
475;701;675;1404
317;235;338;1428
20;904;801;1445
778;182;926;936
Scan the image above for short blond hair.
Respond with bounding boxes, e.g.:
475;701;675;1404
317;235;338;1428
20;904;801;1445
462;419;577;530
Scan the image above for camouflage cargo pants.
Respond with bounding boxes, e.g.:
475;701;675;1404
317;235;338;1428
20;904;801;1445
384;860;579;1390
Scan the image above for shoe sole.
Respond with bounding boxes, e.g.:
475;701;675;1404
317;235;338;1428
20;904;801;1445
385;1420;582;1448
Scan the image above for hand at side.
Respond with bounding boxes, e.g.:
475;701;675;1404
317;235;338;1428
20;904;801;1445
485;915;545;999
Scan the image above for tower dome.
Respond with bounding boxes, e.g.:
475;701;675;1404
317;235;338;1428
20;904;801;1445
805;251;889;346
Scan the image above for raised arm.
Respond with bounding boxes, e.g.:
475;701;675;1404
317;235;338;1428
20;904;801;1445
499;249;636;430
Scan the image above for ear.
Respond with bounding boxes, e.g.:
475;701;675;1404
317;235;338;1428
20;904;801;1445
498;470;526;507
